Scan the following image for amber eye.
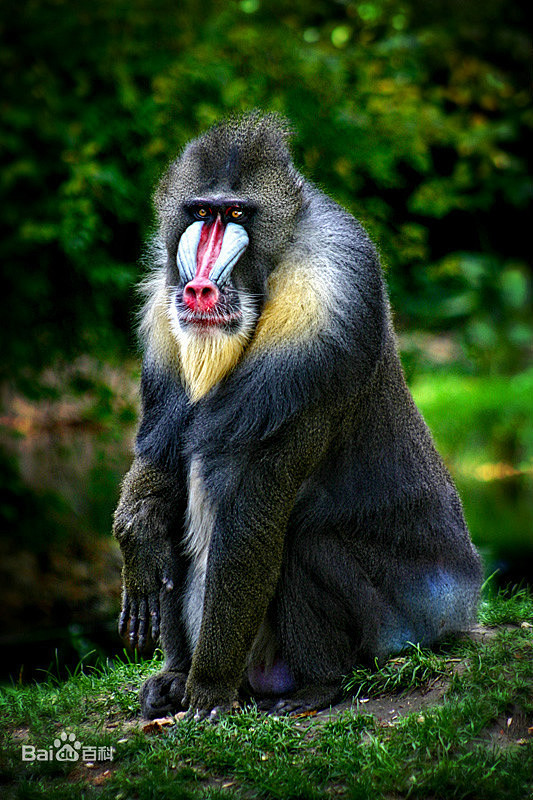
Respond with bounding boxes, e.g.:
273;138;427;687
196;207;209;219
227;207;244;220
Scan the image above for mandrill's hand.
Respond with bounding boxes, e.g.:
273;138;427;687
113;488;176;651
118;576;173;651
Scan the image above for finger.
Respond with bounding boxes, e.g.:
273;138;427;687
118;593;130;638
208;706;227;724
137;597;148;651
256;698;276;712
162;575;174;592
148;593;160;642
129;598;139;647
187;707;210;722
184;702;237;722
266;699;292;716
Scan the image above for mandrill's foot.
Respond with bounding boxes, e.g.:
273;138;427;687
139;670;189;719
183;678;241;723
184;700;241;723
257;682;343;716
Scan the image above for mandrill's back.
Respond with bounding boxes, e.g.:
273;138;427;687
283;325;482;659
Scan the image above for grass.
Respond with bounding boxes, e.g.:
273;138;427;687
343;643;452;699
479;584;533;626
1;590;532;799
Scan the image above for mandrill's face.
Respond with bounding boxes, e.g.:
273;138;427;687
173;197;254;336
160;193;260;403
151;116;304;401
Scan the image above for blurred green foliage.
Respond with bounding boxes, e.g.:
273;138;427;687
412;368;533;571
1;0;531;382
412;369;533;468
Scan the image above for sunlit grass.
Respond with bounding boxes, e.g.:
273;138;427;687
411;367;533;563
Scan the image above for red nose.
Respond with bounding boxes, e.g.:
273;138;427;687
183;277;220;312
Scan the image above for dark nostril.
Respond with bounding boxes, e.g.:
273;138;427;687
183;278;220;311
185;285;216;300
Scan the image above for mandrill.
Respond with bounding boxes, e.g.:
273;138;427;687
113;113;482;721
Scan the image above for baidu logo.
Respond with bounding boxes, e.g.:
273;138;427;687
22;730;114;763
54;731;82;761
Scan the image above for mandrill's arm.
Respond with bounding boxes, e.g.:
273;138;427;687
182;214;388;718
113;362;190;650
113;457;185;649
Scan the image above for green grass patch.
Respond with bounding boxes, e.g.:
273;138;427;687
479;585;533;626
344;643;452;699
1;591;532;799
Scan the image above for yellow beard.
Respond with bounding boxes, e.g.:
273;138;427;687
178;329;248;402
140;272;250;403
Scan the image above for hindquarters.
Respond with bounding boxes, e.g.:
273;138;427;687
260;469;482;692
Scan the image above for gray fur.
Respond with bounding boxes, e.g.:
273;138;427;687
113;113;483;721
